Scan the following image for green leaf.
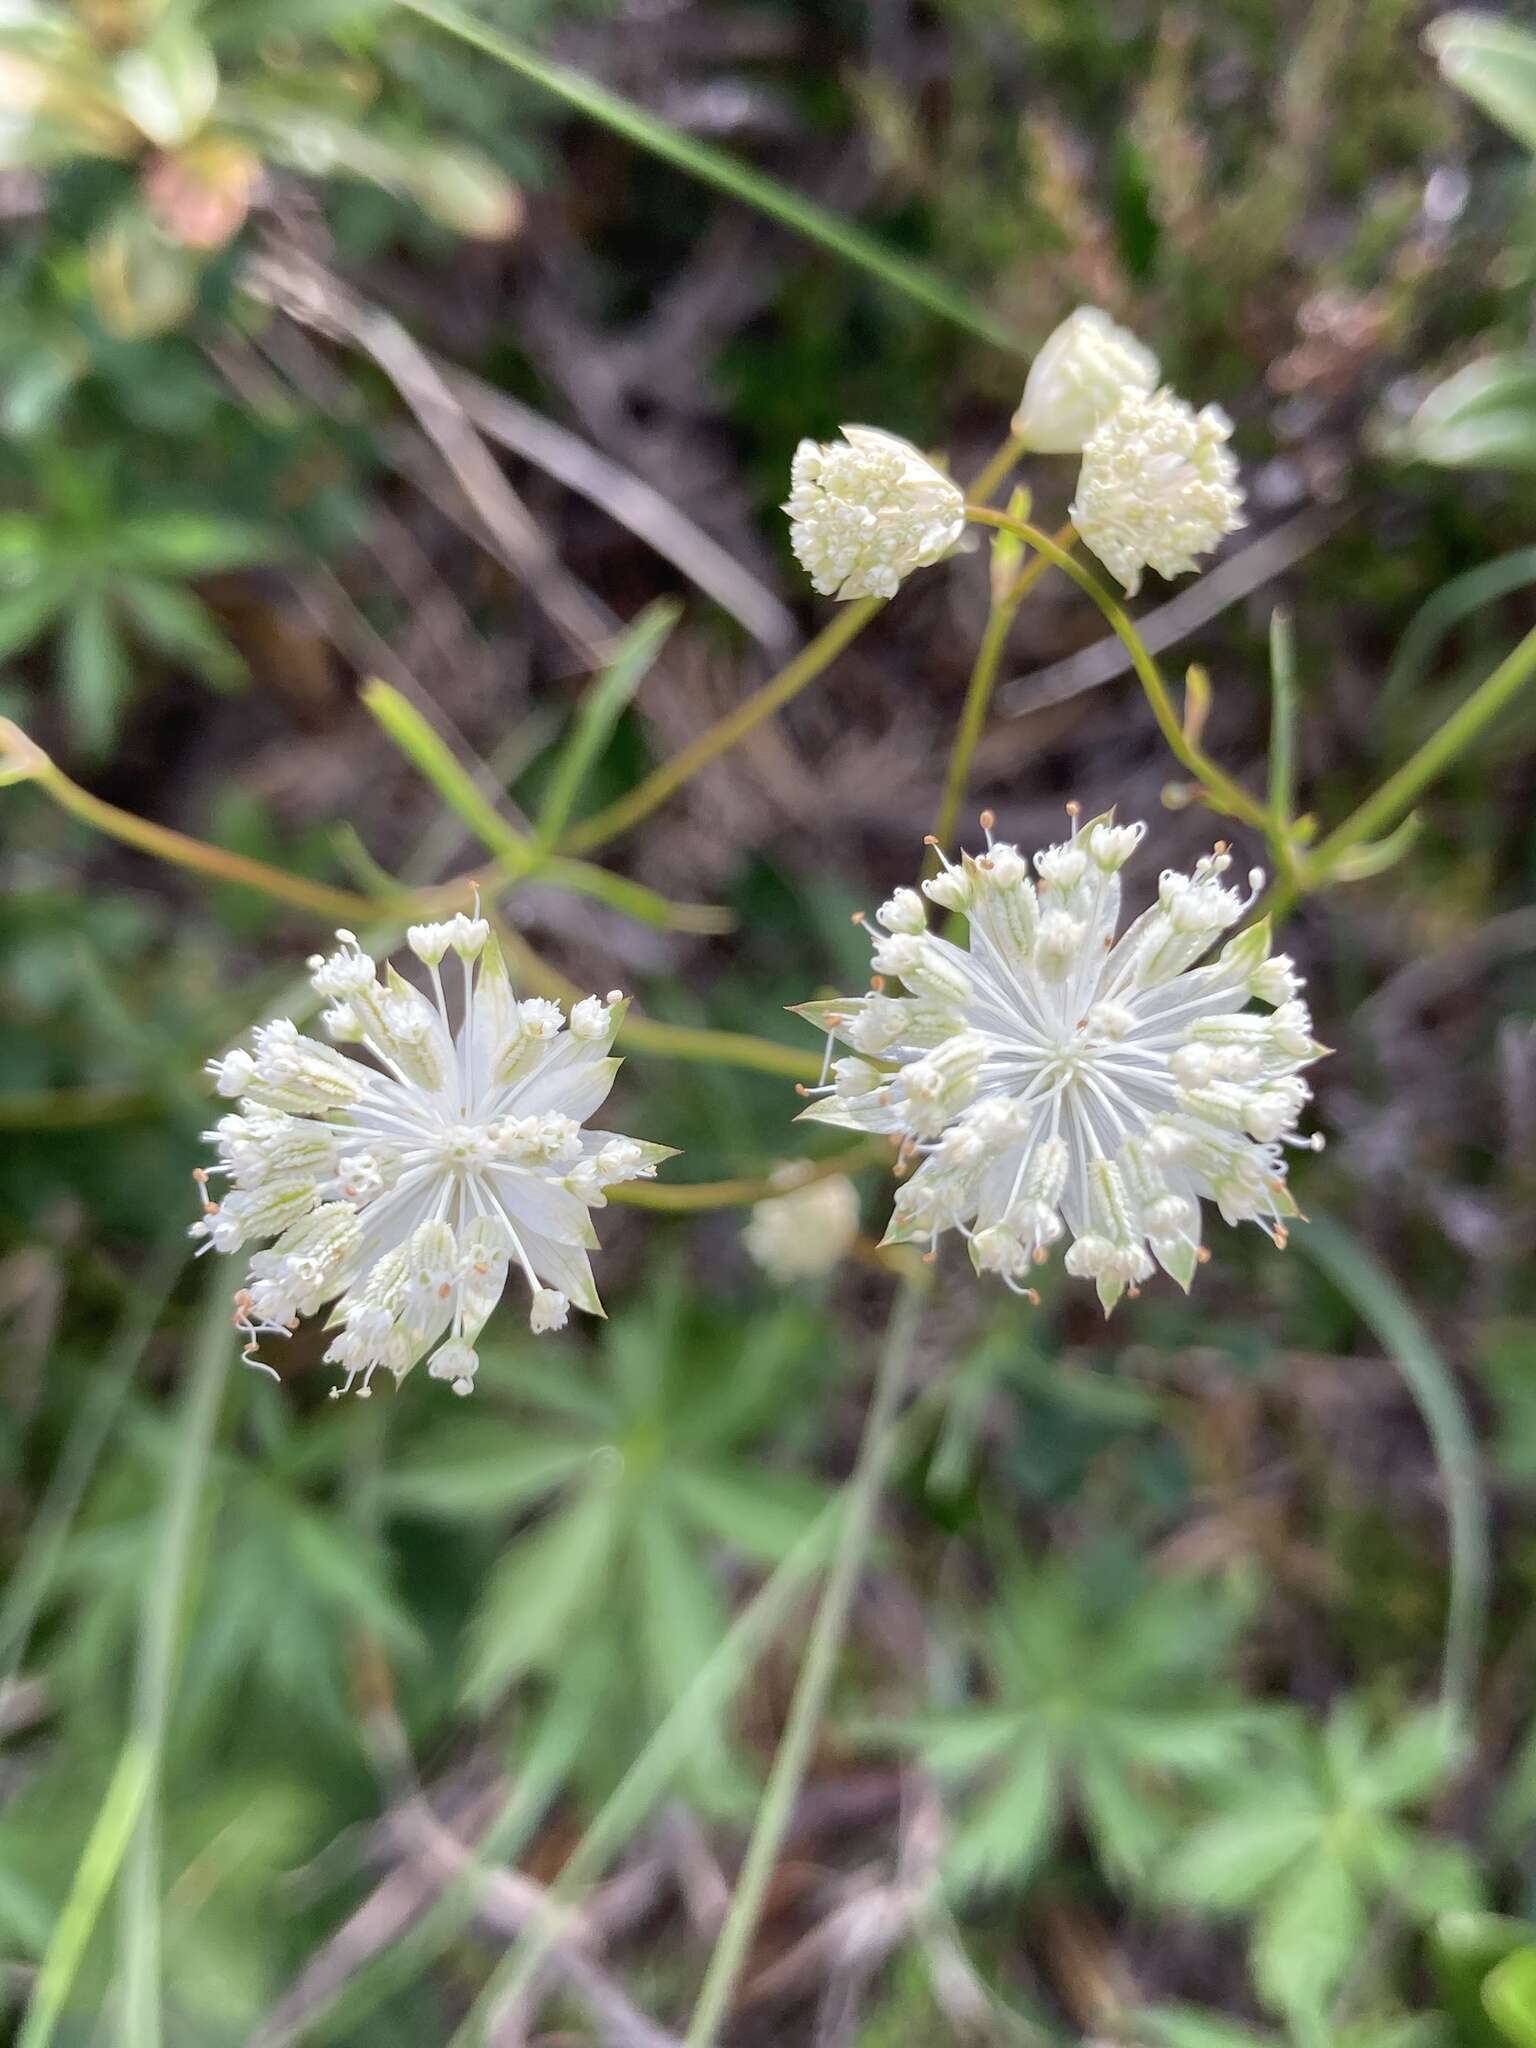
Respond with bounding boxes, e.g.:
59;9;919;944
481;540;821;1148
535;600;678;849
1427;13;1536;151
60;589;132;756
1365;1821;1482;1919
1358;1710;1464;1810
1252;1852;1367;2019
1075;1742;1168;1882
385;1425;595;1519
1163;1808;1320;1910
943;1738;1059;1894
1401;356;1536;473
394;0;1025;354
888;1709;1031;1777
1138;2006;1280;2048
631;1502;739;1806
115;576;246;691
360;676;528;867
460;1479;619;1707
669;1461;827;1563
112;514;278;576
1109;1707;1278;1775
1485;1949;1536;2048
0;574;68;662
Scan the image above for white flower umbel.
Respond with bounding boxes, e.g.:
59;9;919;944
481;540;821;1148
195;916;674;1396
784;425;965;602
1011;307;1159;454
1070;388;1245;597
794;815;1324;1314
743;1163;861;1282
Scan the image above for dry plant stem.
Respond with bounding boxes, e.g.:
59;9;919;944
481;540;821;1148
561;597;882;856
962;508;1272;838
682;1278;927;2048
933;528;1074;850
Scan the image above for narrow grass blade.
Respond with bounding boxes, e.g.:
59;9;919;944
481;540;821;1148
115;1275;235;2048
1382;549;1536;712
395;0;1023;354
360;679;529;870
1268;607;1297;826
1299;1214;1490;1722
18;1744;154;2048
535;600;678;850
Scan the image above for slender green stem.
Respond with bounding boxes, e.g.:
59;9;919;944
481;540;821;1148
562;597;882;855
1267;606;1297;828
1308;617;1536;882
1299;1215;1490;1724
934;601;1016;853
608;1141;885;1211
966;433;1027;507
682;1278;926;2047
932;529;1072;851
962;508;1272;836
115;1280;234;2048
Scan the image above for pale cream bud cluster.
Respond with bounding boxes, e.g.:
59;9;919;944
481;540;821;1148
783;425;965;602
796;814;1324;1314
1011;307;1159;454
742;1163;861;1282
1070;387;1245;597
783;308;1244;607
197;919;674;1395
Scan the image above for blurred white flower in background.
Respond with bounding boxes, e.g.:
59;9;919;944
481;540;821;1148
1071;388;1246;596
743;1163;861;1281
196;915;673;1395
784;425;965;601
796;814;1323;1313
1011;306;1159;454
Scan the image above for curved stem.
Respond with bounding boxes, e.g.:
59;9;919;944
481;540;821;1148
932;527;1074;850
962;508;1272;837
682;1277;926;2048
562;598;882;855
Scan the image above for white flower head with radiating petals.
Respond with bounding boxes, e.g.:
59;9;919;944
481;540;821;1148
1071;388;1245;597
743;1163;861;1282
1012;307;1160;454
794;814;1324;1314
784;425;965;602
195;921;675;1396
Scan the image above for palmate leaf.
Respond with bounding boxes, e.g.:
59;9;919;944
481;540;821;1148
115;575;247;691
384;1421;595;1519
1252;1850;1368;2020
60;586;131;756
943;1737;1059;1894
668;1460;828;1563
1163;1808;1323;1911
632;1499;741;1810
460;1477;621;1708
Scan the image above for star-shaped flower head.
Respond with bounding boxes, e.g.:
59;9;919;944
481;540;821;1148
1071;388;1245;597
196;915;674;1396
795;815;1324;1313
1011;306;1160;455
784;425;966;602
